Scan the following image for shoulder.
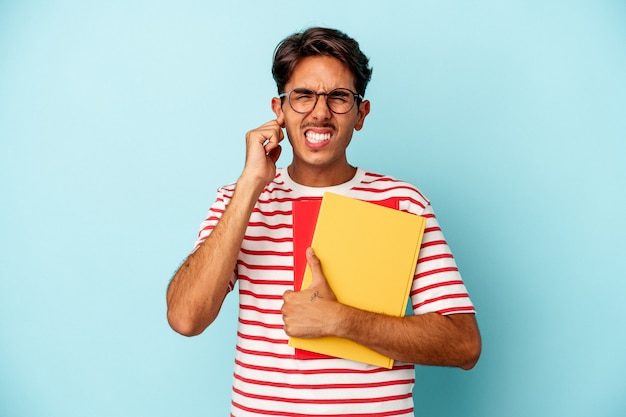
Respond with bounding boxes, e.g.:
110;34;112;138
215;170;297;214
215;170;293;201
353;170;431;214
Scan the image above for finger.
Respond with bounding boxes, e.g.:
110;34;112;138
267;144;282;164
263;127;283;152
259;118;285;132
259;118;283;129
249;120;284;144
260;122;285;151
306;247;326;288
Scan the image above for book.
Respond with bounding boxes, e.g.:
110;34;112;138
292;197;400;360
289;192;426;368
292;198;323;294
291;198;330;360
292;197;400;292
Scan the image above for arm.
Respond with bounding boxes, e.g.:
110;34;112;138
282;248;481;369
167;116;285;336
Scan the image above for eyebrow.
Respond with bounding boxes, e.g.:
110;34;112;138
292;87;352;93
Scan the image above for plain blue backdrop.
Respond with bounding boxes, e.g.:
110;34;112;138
1;1;625;416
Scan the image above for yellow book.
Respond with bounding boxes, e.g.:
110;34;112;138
288;192;426;368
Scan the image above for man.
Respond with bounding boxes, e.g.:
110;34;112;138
167;27;481;416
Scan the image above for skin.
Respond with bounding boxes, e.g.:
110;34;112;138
166;55;481;370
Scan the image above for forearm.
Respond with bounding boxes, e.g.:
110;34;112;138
283;249;481;369
166;174;264;336
332;307;481;369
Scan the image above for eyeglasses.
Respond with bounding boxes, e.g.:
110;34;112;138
279;88;363;114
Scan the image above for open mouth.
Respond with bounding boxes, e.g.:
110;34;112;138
305;131;331;144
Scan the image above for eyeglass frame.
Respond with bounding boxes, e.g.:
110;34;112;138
278;87;365;115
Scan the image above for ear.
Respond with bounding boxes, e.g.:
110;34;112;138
272;97;285;128
354;99;370;131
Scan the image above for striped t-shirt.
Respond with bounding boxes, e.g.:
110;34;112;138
193;167;475;417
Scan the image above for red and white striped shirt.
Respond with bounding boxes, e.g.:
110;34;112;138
194;167;475;417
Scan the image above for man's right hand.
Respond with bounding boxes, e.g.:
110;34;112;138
241;114;285;186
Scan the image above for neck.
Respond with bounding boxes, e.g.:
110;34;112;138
287;163;357;187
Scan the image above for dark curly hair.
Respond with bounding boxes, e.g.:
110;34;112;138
272;27;373;97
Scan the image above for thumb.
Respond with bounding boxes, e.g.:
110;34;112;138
306;247;327;288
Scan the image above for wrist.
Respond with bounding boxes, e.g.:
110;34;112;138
328;302;358;339
237;171;268;194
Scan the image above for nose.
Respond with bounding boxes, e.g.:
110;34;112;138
310;93;332;120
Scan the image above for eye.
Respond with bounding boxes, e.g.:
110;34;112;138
292;89;315;101
327;90;351;103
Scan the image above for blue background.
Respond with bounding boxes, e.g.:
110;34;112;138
1;1;625;416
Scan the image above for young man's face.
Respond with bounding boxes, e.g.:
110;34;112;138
272;55;370;185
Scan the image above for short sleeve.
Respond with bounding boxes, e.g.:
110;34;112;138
408;203;475;315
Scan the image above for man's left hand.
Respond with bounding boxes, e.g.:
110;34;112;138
281;248;341;338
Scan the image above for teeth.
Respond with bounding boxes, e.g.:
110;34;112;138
305;132;331;143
